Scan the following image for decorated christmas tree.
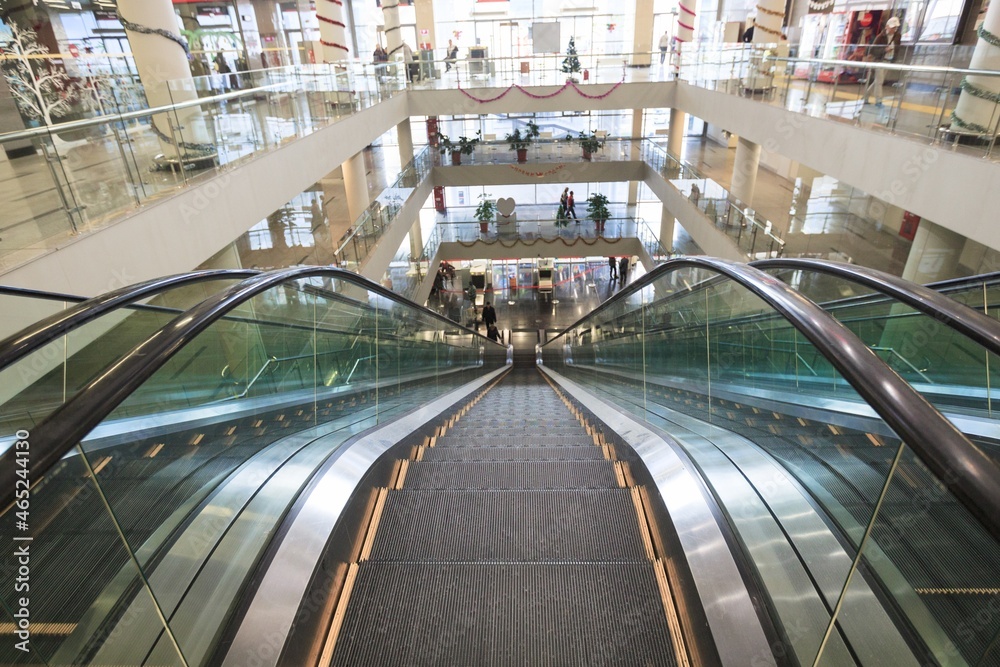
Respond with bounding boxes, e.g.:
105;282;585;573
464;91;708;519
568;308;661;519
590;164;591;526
561;37;581;75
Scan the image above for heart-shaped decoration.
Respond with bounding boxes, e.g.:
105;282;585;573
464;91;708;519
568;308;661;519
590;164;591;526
496;197;516;217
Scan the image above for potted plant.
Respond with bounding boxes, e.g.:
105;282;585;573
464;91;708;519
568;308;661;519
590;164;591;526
475;192;496;233
437;130;481;165
587;192;610;235
505;121;540;163
561;37;581;82
578;131;604;160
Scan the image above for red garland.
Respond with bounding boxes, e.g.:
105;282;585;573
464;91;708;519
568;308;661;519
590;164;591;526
678;21;695;31
320;39;350;52
458;78;624;104
679;3;696;15
323;0;344;5
317;16;347;29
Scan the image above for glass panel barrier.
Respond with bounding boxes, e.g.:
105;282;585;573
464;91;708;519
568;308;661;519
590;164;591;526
540;263;1000;665
0;272;505;665
0;278;248;439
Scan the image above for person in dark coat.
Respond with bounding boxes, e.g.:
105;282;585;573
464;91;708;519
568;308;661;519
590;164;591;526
619;256;629;284
487;323;501;343
482;301;497;328
608;256;617;281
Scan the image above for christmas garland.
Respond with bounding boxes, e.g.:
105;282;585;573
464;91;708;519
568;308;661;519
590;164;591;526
320;39;351;53
950;110;993;135
317;15;347;29
508;164;566;177
148;118;217;156
959;77;1000;104
756;5;783;17
808;0;835;9
457;235;624;248
458;77;624;104
118;14;189;56
755;22;783;37
979;24;1000;48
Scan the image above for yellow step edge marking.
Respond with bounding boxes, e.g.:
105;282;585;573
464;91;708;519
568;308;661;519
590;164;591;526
630;487;656;561
410;445;420;460
592;432;601;447
395;460;410;489
621;461;635;487
360;488;388;561
422;436;432;448
614;462;627;488
916;587;1000;595
654;559;691;667
0;622;76;635
318;562;360;666
865;433;884;447
428;435;437;448
388;460;402;489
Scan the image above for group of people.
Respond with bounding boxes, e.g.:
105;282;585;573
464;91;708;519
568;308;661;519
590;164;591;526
558;187;578;223
431;262;456;297
608;256;630;284
464;281;502;342
372;42;418;82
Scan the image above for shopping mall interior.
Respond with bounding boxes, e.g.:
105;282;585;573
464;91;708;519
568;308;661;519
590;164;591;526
1;0;1000;664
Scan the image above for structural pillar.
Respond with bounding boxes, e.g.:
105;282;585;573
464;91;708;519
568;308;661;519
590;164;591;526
631;0;655;67
414;0;437;50
118;0;210;157
950;0;1000;134
731;136;761;208
343;152;370;226
383;0;402;55
659;205;676;252
316;0;350;62
901;219;967;284
668;107;686;160
751;0;785;44
673;0;696;77
628;109;643;205
398;119;414;166
409;218;424;260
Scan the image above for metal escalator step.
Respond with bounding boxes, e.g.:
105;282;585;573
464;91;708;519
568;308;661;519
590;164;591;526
435;434;592;447
368;489;645;562
421;445;605;462
404;461;617;490
332;562;677;667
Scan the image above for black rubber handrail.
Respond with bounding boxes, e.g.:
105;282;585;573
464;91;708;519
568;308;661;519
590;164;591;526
543;256;1000;543
753;258;1000;356
0;270;259;371
0;267;501;509
0;285;87;303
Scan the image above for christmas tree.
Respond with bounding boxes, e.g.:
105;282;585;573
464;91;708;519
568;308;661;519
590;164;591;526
3;22;79;127
561;37;581;75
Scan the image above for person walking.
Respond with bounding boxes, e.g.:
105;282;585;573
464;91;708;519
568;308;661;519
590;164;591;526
658;31;671;64
401;41;416;83
864;16;901;107
560;187;569;212
487;323;501;343
608;256;618;281
482;301;497;329
619;256;629;285
567;191;578;220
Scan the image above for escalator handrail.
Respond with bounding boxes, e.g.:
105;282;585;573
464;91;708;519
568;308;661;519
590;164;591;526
0;269;260;371
0;266;500;509
753;258;1000;356
0;285;87;303
544;256;1000;542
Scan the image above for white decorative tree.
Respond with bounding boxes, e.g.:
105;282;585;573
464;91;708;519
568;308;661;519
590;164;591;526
3;21;80;128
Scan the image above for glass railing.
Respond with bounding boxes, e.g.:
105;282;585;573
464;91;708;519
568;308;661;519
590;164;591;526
641;141;786;258
334;146;434;271
0;63;405;270
0;268;506;666
677;42;1000;160
0;273;255;439
539;258;1000;666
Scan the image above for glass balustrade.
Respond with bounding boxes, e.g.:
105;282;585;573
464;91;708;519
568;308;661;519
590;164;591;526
540;262;1000;666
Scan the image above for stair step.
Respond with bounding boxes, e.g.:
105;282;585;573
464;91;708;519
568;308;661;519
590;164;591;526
404;460;617;490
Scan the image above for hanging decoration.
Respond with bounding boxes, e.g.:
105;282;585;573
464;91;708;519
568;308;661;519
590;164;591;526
117;14;190;55
457;235;624;248
951;25;1000;134
808;0;835;11
508;164;567;177
458;77;625;104
607;23;617;32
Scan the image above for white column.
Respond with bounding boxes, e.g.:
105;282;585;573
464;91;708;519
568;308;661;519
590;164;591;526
118;0;210;157
674;0;696;77
414;0;437;50
628;108;643;205
398;119;414;165
902;219;966;284
668;107;686;158
316;0;350;62
751;0;785;44
659;205;676;251
632;0;655;66
731;136;761;208
343;152;369;225
383;0;402;54
951;1;1000;134
409;218;424;259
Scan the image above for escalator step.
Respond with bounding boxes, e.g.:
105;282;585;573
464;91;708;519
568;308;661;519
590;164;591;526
368;489;645;562
404;461;617;489
332;561;677;667
421;445;605;462
435;434;592;448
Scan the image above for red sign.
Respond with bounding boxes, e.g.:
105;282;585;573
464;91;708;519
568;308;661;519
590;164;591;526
900;212;920;241
68;44;79;57
858;11;874;26
434;186;446;212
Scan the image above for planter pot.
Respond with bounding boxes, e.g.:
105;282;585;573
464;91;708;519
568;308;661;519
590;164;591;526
596;219;606;234
451;150;462;165
516;148;527;163
583;149;592;161
479;221;489;233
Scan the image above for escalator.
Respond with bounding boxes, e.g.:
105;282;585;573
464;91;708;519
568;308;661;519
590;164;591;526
2;259;999;666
